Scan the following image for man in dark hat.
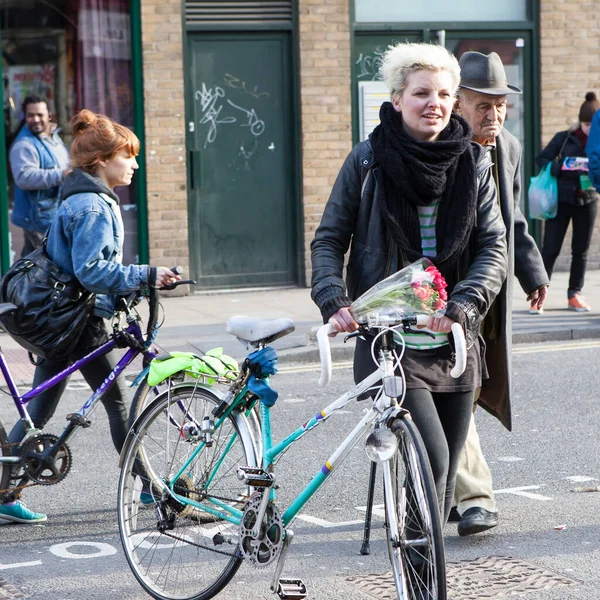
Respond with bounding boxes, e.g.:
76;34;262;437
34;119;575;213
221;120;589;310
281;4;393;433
452;51;549;536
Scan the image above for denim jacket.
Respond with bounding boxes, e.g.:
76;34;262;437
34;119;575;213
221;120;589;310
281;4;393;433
9;125;70;232
46;169;151;318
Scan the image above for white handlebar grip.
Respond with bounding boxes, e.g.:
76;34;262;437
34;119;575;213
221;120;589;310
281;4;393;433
416;314;428;327
317;322;336;388
450;322;467;378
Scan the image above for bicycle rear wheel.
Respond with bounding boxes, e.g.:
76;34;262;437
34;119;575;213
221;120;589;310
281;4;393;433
385;417;446;600
118;385;258;600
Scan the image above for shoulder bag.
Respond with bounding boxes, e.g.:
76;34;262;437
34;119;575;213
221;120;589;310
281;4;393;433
0;242;96;361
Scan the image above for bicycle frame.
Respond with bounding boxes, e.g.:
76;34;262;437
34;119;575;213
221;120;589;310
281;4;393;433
166;349;400;528
0;317;158;457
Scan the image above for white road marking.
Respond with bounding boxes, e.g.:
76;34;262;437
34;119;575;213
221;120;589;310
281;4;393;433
296;514;364;528
283;398;306;403
278;341;600;377
513;340;600;355
497;456;525;462
494;485;553;501
0;560;42;570
566;476;597;482
356;504;386;519
49;541;117;560
279;362;353;374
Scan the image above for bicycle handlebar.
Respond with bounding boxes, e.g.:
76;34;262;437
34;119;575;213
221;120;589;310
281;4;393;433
316;314;467;388
118;267;196;342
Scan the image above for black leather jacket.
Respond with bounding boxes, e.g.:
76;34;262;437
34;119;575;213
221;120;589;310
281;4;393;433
311;140;508;348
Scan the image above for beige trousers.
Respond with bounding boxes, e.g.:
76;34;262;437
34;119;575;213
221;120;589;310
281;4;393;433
453;412;497;515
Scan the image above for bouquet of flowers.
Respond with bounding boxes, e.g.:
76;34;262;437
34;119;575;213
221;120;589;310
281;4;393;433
350;258;448;324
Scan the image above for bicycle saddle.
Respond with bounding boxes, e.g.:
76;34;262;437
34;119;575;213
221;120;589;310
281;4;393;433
0;303;17;317
226;315;295;346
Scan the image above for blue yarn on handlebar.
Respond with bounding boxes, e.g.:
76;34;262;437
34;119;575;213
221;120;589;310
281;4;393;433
247;347;279;407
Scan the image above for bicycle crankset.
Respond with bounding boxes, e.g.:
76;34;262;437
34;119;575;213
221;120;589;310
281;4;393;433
240;493;284;567
21;433;72;485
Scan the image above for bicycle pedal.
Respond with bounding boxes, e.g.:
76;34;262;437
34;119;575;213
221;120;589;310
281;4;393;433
237;466;274;488
66;413;91;428
277;578;307;599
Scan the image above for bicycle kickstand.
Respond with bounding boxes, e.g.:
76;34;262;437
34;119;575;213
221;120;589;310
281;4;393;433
360;461;378;555
270;529;307;599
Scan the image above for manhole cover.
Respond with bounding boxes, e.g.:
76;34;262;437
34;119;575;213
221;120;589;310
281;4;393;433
346;555;579;599
0;577;27;599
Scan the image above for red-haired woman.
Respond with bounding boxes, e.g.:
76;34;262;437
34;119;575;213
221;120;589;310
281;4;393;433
0;110;180;524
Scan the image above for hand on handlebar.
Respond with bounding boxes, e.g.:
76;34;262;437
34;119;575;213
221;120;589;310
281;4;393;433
156;267;182;288
329;307;359;336
423;314;457;334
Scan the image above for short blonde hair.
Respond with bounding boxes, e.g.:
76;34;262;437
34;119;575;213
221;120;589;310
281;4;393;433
379;42;461;101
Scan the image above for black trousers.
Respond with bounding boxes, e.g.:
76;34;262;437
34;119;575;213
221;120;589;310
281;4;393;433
542;200;598;297
402;388;474;524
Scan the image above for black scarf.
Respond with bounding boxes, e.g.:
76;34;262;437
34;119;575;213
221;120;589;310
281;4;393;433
370;102;478;273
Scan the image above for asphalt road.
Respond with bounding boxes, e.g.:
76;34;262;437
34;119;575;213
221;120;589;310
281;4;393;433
0;340;599;600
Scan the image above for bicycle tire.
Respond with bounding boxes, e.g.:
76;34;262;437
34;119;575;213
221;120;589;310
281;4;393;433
118;384;258;600
0;422;10;497
128;375;165;425
386;416;446;600
129;375;263;463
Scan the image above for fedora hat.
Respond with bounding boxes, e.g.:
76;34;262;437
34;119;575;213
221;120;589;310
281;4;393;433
458;51;522;95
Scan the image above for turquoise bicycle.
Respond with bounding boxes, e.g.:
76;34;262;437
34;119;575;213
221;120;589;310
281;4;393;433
117;312;466;600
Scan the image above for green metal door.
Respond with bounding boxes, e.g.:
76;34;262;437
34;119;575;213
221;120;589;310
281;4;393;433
186;32;297;289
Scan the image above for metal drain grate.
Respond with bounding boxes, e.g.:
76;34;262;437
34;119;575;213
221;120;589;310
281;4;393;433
346;555;579;599
0;577;27;599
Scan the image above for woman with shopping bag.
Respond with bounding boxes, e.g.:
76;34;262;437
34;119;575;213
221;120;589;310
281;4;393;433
536;92;600;312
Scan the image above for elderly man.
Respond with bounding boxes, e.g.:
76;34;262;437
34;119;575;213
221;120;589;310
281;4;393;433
9;95;69;256
451;51;549;536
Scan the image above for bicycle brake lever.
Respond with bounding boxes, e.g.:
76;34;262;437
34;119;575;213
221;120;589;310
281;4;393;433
344;330;365;343
403;325;435;339
161;279;196;291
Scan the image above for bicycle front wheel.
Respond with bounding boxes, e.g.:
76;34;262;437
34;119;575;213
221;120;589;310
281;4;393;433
118;385;258;600
385;417;446;600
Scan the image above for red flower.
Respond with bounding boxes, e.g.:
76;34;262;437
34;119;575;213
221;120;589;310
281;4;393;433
434;299;446;311
414;286;433;301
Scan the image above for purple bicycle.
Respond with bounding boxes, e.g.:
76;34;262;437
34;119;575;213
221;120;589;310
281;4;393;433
0;275;193;500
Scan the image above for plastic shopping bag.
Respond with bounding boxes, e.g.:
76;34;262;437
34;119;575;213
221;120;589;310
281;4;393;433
528;163;558;220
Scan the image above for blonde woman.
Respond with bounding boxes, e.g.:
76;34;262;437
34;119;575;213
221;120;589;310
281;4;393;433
311;43;507;525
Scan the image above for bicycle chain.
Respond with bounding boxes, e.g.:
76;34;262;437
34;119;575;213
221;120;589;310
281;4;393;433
160;530;239;558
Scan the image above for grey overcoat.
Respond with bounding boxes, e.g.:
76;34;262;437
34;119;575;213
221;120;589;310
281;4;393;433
478;129;549;431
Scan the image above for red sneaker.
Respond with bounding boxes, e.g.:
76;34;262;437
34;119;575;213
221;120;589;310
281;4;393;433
568;294;591;312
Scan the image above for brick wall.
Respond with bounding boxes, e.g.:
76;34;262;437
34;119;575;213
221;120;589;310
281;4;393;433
298;0;353;284
140;0;189;283
539;0;600;271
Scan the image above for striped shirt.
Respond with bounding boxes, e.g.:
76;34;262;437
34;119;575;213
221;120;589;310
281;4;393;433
396;199;448;350
417;200;439;258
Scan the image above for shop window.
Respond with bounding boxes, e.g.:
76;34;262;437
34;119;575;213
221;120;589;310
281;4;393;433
1;0;138;263
354;0;527;23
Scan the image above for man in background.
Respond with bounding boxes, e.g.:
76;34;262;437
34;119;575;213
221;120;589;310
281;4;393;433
9;95;69;256
452;51;549;536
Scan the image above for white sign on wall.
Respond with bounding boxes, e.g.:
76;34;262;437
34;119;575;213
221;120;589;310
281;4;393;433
359;81;389;140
